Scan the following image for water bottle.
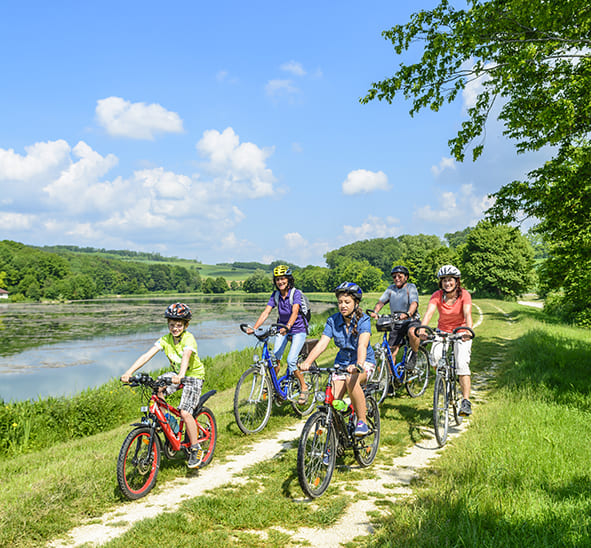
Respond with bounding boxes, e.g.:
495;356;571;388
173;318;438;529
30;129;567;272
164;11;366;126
332;399;348;412
165;412;179;434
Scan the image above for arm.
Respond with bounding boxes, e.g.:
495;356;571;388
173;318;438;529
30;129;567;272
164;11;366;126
121;345;160;382
370;301;385;318
418;301;438;339
282;303;300;333
173;347;194;384
299;334;331;370
351;331;370;372
251;304;274;331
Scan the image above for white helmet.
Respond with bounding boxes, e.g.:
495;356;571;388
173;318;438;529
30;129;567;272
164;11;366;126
437;265;461;279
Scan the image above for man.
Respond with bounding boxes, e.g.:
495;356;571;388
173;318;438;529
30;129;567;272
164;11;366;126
369;265;421;368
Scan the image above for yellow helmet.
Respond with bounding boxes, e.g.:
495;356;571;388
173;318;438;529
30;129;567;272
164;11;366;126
273;265;292;277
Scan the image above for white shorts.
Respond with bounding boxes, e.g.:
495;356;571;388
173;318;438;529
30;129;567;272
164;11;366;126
332;361;376;382
430;339;472;376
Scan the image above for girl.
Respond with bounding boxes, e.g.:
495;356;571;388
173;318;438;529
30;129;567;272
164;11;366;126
299;282;375;436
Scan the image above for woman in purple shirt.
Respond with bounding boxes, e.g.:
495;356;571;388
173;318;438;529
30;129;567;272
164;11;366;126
248;265;309;403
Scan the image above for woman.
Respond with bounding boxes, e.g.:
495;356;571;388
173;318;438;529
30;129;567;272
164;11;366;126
420;265;473;416
299;282;375;436
248;265;309;403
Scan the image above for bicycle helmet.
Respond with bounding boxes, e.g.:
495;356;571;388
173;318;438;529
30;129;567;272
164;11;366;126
273;265;292;277
437;265;461;279
334;282;363;301
164;302;192;321
391;265;410;277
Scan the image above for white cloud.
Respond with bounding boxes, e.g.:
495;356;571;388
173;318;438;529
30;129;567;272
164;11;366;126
342;169;389;195
96;97;184;140
281;232;330;267
342;215;401;242
431;157;456;177
0;212;35;230
265;79;300;99
462;59;495;112
196;127;276;197
0;140;70;181
414;184;494;226
280;60;306;77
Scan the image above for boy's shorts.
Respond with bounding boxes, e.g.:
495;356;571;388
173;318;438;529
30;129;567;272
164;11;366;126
159;373;204;414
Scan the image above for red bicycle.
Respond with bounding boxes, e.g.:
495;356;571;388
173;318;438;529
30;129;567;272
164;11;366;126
117;372;217;499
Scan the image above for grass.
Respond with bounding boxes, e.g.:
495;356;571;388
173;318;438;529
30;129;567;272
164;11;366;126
1;299;590;547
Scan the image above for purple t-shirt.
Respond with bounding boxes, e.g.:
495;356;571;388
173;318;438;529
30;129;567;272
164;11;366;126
266;288;307;333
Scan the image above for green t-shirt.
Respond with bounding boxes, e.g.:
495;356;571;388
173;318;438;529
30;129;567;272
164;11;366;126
156;331;205;379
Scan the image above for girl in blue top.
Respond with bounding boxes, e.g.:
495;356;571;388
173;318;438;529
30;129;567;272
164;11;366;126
299;282;375;436
248;265;309;404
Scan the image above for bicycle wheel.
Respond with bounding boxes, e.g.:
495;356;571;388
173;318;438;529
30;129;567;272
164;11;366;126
297;410;337;498
373;350;391;405
194;406;217;467
433;374;449;447
233;366;273;435
405;346;430;398
289;365;319;416
117;427;161;500
354;395;380;467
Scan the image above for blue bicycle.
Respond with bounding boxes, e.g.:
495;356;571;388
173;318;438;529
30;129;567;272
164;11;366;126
233;323;320;435
368;310;430;404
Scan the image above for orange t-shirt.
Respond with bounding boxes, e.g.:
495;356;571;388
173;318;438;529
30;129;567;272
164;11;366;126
429;289;472;333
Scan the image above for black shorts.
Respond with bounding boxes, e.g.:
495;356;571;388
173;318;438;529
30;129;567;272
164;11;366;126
388;319;421;348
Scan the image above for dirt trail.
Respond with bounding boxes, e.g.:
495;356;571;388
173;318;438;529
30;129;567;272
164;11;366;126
50;303;496;548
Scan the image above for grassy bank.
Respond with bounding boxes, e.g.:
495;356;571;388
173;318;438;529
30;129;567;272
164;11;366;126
2;299;589;547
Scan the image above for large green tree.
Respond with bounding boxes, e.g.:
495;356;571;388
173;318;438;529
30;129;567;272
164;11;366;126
362;0;591;323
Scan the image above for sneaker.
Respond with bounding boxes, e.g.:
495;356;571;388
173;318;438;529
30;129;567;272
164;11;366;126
187;446;204;469
355;420;369;437
459;399;472;417
405;352;416;372
322;449;331;466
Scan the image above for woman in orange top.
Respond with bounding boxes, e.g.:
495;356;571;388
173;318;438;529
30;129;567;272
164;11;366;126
421;265;473;416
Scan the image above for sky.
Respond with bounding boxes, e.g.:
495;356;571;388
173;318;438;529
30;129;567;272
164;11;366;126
0;1;548;267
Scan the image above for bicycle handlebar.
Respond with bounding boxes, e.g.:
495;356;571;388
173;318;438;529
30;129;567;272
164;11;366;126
240;322;288;339
308;363;363;375
124;373;186;389
413;325;475;341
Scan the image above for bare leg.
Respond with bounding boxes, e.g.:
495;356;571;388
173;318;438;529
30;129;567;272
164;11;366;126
180;409;198;446
459;374;471;401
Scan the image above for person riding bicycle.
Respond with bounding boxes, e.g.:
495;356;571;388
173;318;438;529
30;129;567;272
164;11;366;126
299;282;375;436
247;265;309;404
419;265;474;416
121;302;206;468
369;265;421;370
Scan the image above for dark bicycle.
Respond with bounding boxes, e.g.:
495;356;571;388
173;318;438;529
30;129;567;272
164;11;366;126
414;325;475;446
368;310;430;404
117;373;217;499
296;364;381;498
233;323;320;435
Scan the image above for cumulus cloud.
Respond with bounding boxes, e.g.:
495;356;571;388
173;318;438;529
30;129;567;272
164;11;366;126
281;232;330;267
431;157;456;177
265;79;300;99
342;215;401;242
342;169;389;195
0;212;35;230
414;184;494;226
196;127;276;197
96;97;184;139
0;140;70;181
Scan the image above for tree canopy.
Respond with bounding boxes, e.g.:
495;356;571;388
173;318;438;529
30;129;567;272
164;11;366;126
362;0;591;324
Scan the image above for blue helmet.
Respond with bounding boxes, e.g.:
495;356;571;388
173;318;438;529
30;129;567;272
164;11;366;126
334;282;363;301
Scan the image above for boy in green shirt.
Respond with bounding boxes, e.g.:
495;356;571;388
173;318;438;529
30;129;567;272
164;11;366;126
121;302;205;468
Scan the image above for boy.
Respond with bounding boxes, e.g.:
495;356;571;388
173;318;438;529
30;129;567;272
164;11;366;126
121;302;205;468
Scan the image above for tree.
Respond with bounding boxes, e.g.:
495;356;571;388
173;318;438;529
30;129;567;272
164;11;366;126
458;221;534;298
416;246;459;294
362;0;591;322
242;270;273;293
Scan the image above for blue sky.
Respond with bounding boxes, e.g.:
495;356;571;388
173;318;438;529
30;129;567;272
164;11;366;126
0;1;546;266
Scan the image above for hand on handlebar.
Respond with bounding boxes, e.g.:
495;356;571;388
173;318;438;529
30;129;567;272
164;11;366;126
121;373;131;383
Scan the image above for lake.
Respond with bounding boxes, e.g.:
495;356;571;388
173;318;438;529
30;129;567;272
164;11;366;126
0;296;335;403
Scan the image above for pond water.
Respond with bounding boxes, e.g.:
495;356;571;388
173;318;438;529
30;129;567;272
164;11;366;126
0;296;335;403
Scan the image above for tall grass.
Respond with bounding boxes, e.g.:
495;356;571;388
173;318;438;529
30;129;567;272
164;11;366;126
367;315;591;547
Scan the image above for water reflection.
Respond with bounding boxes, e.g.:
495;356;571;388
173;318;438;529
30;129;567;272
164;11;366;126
0;296;335;402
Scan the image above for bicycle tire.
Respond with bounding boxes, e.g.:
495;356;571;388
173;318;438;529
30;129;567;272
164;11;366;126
297;410;337;498
451;374;464;427
373;350;391;405
194;406;217;467
354;395;380;467
405;346;430;398
433;374;449;447
117;426;161;500
233;366;273;435
289;364;319;416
